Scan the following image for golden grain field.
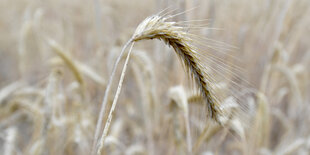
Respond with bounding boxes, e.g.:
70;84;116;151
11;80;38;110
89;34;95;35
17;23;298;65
0;0;309;155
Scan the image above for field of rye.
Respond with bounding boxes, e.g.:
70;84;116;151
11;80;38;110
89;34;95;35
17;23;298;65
0;0;309;154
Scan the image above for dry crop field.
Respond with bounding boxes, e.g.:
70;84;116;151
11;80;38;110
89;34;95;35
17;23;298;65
0;0;309;155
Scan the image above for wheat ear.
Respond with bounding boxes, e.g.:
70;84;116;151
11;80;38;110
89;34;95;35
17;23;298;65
132;15;222;122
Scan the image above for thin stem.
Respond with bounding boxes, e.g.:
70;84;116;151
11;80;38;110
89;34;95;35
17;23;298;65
184;111;192;154
96;41;135;155
91;39;133;155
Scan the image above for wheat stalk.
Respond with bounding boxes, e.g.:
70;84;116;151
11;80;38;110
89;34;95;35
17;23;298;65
94;40;134;155
168;85;192;154
95;13;224;154
48;40;85;93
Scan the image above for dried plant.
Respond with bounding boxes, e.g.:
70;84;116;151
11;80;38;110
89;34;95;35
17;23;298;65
95;12;250;154
1;1;309;155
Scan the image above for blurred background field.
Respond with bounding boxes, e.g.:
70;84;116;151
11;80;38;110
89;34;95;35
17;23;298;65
0;0;309;154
